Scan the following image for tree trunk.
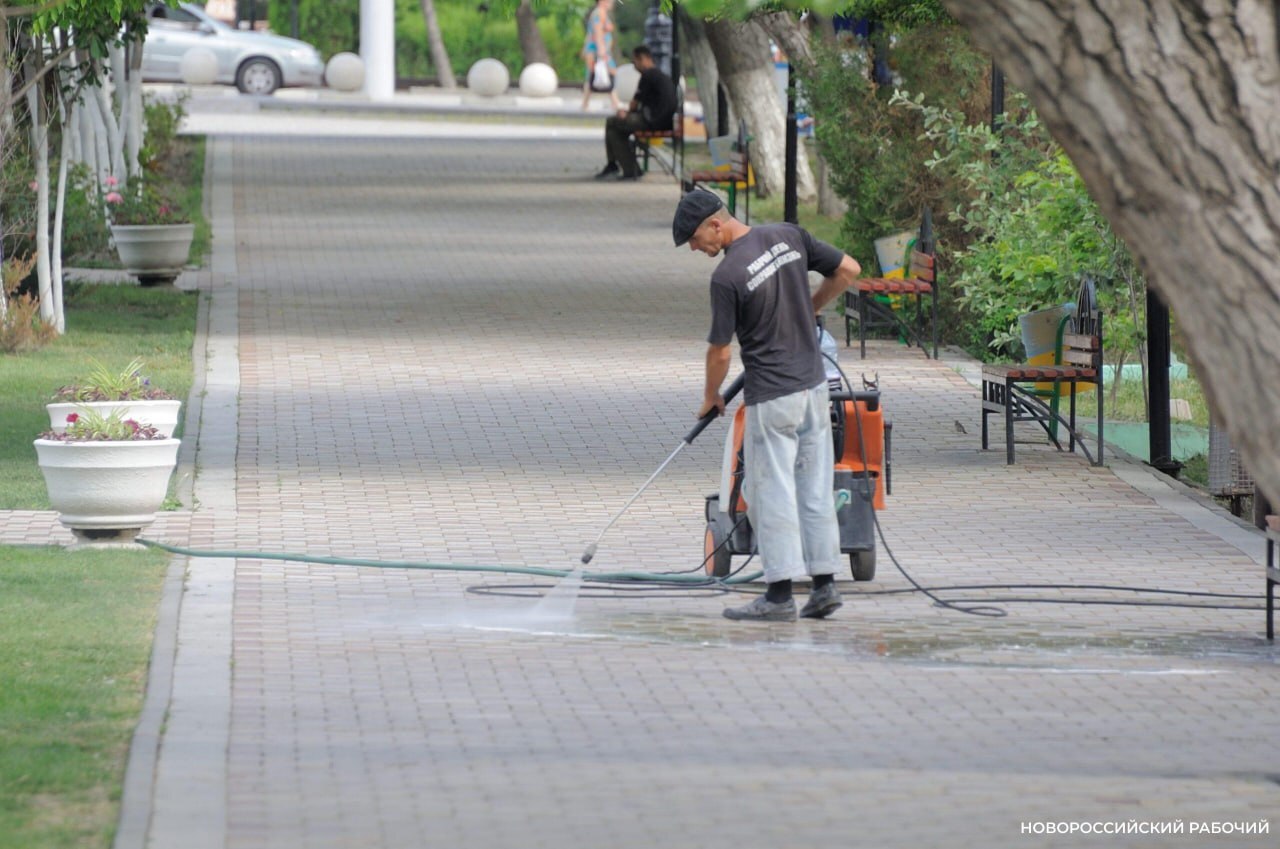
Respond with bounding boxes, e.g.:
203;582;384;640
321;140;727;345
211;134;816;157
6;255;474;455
705;17;816;201
124;37;144;177
26;79;53;328
51;96;69;334
515;0;551;67
750;10;823;205
939;0;1280;504
418;0;456;89
677;9;725;135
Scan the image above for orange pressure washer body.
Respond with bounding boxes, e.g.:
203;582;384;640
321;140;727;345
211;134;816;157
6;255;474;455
702;387;890;581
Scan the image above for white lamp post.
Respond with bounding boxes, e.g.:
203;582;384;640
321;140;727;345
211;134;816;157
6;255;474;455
359;0;395;101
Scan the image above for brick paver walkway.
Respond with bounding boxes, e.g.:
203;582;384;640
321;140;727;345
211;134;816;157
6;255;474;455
10;126;1280;848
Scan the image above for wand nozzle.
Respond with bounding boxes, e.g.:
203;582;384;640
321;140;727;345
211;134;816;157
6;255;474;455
576;375;745;566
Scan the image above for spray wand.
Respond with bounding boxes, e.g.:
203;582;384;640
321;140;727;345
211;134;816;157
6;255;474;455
580;374;745;565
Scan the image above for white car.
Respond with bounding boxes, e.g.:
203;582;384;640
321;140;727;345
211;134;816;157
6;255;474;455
142;2;325;95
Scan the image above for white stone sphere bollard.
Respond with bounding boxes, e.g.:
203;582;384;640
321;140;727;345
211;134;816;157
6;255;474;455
518;63;558;98
326;52;365;92
613;63;641;103
179;47;219;86
467;58;510;97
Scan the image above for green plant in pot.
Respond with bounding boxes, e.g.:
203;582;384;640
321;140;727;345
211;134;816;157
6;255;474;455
34;408;181;547
105;175;194;286
47;358;182;437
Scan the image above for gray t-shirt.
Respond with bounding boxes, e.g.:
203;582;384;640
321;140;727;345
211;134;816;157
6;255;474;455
706;222;845;405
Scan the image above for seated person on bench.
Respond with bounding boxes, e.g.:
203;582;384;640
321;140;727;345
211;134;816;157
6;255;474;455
595;46;676;182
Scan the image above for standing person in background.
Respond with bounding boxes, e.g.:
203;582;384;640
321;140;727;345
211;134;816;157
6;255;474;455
580;0;622;112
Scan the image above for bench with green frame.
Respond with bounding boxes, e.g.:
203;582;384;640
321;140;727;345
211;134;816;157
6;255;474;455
632;86;684;180
980;277;1105;466
844;207;937;359
687;118;751;222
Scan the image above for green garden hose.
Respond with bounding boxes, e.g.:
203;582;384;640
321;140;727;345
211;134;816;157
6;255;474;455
138;539;764;586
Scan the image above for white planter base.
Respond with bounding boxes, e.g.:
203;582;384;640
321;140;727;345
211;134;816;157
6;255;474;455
34;438;180;540
110;223;195;286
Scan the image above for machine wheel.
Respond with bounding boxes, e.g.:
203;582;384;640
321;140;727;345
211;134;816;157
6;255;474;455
236;58;282;95
703;515;733;578
849;548;876;582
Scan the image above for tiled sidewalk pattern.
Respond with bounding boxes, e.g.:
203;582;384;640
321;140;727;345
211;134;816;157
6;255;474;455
6;133;1279;847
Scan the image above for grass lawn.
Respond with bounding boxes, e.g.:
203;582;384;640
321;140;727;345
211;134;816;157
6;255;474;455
0;284;199;509
0;544;170;849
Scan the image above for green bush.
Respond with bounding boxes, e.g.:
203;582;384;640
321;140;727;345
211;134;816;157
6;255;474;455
270;0;597;85
902;91;1149;408
798;23;989;351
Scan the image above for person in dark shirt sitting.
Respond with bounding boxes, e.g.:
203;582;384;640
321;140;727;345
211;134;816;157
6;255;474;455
595;45;677;182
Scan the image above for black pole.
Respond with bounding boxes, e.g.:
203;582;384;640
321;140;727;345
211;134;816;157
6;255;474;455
784;63;798;224
990;62;1005;133
1147;288;1179;476
670;2;680;84
716;82;729;136
290;0;299;39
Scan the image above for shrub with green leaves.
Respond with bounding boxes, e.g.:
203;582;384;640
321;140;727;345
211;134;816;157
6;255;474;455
902;91;1149;407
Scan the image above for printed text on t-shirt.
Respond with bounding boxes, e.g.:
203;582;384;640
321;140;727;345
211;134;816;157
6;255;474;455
746;242;803;293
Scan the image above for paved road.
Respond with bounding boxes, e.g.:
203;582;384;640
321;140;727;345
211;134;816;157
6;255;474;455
11;107;1279;847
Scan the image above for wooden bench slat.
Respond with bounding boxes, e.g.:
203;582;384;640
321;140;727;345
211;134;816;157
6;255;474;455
1062;333;1100;349
855;278;933;295
689;170;747;182
1061;349;1101;367
982;364;1097;380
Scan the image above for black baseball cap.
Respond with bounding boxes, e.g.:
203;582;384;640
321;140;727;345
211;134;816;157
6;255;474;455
672;190;723;246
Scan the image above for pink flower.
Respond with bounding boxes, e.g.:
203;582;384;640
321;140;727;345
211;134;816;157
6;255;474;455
105;175;119;187
157;205;170;217
28;180;38;191
105;191;124;204
65;413;79;424
125;420;140;432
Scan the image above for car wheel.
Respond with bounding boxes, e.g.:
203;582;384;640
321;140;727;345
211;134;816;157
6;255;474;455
236;58;282;95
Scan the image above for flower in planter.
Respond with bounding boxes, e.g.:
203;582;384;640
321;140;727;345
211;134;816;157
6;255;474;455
51;357;174;402
103;175;190;226
41;409;164;442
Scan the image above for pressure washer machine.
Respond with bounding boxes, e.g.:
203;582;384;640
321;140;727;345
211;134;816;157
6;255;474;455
702;325;891;581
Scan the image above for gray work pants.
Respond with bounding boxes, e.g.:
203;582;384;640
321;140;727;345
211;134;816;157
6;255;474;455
744;382;842;584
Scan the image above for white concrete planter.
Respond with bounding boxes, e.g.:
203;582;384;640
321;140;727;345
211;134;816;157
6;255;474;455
34;438;180;544
46;400;182;438
110;223;195;286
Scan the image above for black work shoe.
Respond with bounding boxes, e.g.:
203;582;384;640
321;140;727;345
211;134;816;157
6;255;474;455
723;595;797;622
615;171;641;182
799;583;843;619
594;163;620;180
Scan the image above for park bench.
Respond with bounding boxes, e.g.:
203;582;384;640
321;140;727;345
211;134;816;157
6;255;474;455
843;207;937;359
980;277;1104;466
687;118;751;222
632;89;684;180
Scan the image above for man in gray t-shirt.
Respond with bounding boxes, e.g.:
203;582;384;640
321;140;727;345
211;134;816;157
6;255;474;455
673;190;861;621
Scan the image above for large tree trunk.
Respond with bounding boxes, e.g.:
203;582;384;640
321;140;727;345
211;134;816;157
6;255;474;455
751;10;824;206
940;1;1280;504
418;0;456;89
515;0;550;67
677;9;726;135
705;17;816;201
